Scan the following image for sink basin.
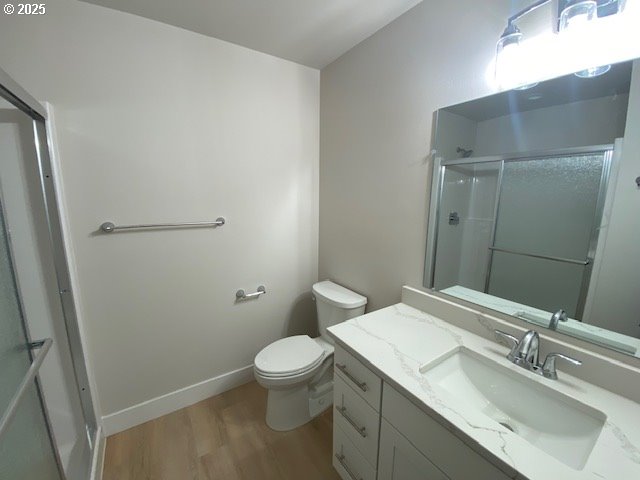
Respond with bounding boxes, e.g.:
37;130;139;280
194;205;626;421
420;348;606;470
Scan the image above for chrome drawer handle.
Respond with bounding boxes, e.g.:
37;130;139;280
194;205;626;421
336;363;368;392
336;405;367;438
335;453;363;480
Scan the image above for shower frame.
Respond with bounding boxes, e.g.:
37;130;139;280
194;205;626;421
0;66;98;464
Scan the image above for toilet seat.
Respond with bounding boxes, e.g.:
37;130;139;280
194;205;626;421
254;335;325;378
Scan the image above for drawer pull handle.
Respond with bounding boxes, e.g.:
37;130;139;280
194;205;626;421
336;363;368;392
336;405;367;438
335;453;363;480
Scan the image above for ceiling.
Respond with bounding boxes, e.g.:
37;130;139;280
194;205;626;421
80;0;423;69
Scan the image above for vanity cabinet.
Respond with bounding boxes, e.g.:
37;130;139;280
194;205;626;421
333;345;512;480
378;419;449;480
380;384;512;480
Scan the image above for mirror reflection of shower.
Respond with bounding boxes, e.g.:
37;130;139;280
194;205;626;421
433;149;610;320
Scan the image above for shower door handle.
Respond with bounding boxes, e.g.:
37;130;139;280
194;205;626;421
0;338;53;440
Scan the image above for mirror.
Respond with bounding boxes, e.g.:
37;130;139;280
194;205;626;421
425;59;640;357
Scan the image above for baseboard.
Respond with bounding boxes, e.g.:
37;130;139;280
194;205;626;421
102;365;254;436
90;426;106;480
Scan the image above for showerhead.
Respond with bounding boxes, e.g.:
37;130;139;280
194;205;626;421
456;147;474;158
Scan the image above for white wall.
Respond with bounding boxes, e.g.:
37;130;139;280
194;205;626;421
319;0;510;310
432;164;499;293
0;0;319;423
474;95;629;156
432;168;469;290
458;165;499;290
434;110;477;161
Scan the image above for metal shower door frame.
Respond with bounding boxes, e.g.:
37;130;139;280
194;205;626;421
0;66;97;452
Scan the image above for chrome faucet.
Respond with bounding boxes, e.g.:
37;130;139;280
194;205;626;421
549;309;568;330
495;329;539;369
495;329;582;380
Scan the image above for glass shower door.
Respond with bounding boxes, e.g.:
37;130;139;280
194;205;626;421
486;152;608;318
0;201;62;479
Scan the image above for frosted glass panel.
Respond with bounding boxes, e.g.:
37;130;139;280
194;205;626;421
0;207;32;415
489;154;605;315
488;251;585;317
0;202;61;478
493;154;604;259
0;383;60;480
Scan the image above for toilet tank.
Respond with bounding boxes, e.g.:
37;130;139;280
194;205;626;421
312;281;367;343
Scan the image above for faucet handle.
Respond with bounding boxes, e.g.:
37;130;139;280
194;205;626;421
494;330;520;360
494;329;518;347
541;353;582;380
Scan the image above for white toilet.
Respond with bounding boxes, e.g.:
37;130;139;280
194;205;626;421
254;280;367;431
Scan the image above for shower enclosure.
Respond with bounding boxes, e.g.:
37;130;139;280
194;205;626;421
429;146;612;320
0;68;96;478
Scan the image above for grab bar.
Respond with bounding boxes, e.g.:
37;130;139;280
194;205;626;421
488;247;589;266
236;285;266;300
0;338;53;440
100;217;225;233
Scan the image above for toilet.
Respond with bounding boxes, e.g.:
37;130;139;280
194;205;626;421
254;280;367;431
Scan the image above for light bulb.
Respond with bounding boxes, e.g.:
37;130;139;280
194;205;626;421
495;29;524;88
575;64;612;77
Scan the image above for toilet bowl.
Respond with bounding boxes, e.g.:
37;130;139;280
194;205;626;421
254;280;367;431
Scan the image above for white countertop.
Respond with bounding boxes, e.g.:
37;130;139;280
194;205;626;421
327;302;640;480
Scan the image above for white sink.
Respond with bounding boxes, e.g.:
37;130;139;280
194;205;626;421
420;348;606;470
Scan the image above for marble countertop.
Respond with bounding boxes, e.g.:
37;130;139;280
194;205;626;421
327;302;640;480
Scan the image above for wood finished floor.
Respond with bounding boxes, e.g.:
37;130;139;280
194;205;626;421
103;381;341;480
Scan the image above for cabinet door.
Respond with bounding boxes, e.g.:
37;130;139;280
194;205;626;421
378;420;449;480
382;384;513;480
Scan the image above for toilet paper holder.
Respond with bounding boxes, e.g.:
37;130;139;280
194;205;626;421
236;285;266;300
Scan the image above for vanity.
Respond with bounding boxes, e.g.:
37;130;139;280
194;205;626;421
328;287;640;480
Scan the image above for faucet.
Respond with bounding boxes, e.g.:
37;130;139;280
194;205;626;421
549;309;568;330
494;329;582;380
496;329;539;369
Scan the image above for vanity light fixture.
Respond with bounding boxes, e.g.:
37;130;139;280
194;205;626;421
495;0;549;87
495;0;627;87
559;0;612;77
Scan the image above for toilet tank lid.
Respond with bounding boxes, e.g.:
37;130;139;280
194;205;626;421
312;280;367;309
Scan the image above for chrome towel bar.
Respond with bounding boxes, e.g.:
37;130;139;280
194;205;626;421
100;217;225;233
0;338;53;440
488;246;589;266
236;285;266;300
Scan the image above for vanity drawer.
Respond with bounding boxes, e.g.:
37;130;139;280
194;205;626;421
335;345;382;411
334;374;380;467
382;384;512;480
333;423;376;480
